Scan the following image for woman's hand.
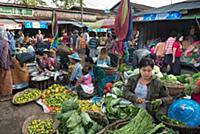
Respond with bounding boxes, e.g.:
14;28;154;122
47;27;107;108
136;98;145;104
172;58;175;64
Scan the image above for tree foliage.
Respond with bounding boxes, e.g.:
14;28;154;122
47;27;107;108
15;0;47;6
52;0;84;9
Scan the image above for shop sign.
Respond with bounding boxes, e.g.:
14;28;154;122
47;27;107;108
25;21;48;29
0;6;33;16
0;23;22;30
34;10;96;22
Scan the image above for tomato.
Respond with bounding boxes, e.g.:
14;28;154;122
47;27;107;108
195;79;200;86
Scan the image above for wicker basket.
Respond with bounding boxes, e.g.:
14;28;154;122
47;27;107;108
86;111;109;127
22;113;59;134
166;85;185;96
155;109;200;134
12;89;41;105
97;119;129;134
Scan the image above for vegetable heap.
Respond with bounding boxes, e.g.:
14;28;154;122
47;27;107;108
57;97;103;134
14;89;41;104
103;94;139;120
160;115;185;126
79;100;102;113
108;109;165;134
42;84;76;112
28;119;54;134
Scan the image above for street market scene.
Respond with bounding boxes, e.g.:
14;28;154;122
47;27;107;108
0;0;200;134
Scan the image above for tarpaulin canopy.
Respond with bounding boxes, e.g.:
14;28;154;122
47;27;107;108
0;19;22;30
87;18;115;29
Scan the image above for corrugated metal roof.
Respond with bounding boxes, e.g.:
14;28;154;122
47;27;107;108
134;0;200;16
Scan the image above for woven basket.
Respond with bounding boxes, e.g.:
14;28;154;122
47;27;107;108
12;89;41;105
86;111;109;127
97;119;129;134
166;85;185;96
22;113;59;134
155;109;200;134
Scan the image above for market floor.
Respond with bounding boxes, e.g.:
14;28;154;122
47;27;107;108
0;100;43;134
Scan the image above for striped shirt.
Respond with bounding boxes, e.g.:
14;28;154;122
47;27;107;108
165;37;176;55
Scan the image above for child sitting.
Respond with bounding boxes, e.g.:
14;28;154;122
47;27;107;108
76;65;94;99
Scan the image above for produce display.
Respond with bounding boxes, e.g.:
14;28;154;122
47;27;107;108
27;119;54;134
79;100;102;113
14;89;41;104
108;109;165;134
42;84;76;112
160;115;185;126
103;94;139;120
57;97;103;134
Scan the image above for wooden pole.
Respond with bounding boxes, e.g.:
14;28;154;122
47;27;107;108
80;0;83;24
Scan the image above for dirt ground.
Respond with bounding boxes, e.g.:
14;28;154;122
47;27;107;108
0;101;43;134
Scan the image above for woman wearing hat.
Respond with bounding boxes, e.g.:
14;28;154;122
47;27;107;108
68;52;82;85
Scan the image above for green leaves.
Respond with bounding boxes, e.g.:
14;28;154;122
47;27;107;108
16;0;46;6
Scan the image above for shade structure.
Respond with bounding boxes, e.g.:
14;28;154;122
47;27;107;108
0;19;22;30
89;18;115;29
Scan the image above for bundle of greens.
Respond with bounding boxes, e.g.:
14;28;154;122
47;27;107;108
104;95;139;120
108;109;165;134
57;97;103;134
160;115;185;126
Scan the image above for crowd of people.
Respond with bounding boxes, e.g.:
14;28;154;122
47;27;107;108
0;25;196;102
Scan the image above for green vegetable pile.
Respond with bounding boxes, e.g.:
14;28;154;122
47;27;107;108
108;109;165;134
57;97;103;134
28;119;54;134
160;115;185;126
157;128;179;134
104;94;139;120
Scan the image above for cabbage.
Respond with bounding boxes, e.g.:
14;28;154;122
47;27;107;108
168;75;177;81
112;87;123;97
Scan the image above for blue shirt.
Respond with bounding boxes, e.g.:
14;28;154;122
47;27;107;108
70;62;82;82
89;37;99;48
97;56;111;66
135;82;148;109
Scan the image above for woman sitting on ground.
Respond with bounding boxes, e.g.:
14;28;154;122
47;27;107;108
123;58;172;114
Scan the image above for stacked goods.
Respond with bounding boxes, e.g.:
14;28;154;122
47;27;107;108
57;97;103;134
108;109;166;134
27;119;54;134
79;100;102;113
13;89;41;104
42;84;76;112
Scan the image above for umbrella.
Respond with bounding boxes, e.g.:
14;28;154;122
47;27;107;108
90;19;115;29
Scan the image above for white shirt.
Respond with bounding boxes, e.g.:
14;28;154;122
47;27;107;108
27;45;35;53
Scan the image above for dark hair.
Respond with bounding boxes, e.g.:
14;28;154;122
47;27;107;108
85;57;93;64
160;37;166;42
176;34;182;42
82;65;90;75
138;58;154;69
170;31;177;38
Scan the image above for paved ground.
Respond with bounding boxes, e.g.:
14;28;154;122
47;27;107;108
0;101;43;134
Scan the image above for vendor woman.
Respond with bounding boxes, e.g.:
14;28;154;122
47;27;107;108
123;58;172;113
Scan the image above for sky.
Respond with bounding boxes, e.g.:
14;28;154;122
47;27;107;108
0;0;187;9
84;0;187;9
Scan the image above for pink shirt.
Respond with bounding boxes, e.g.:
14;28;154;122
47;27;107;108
79;74;92;86
165;37;176;55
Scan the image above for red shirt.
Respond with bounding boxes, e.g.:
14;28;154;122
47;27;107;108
191;93;200;104
173;41;182;57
